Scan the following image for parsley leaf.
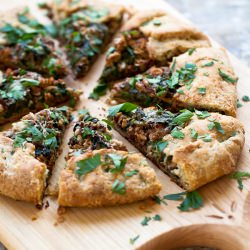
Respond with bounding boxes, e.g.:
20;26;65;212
107;154;127;173
155;140;168;152
129;235;140;245
178;191;203;211
163;192;186;201
89;81;108;100
208;121;225;134
242;95;250;102
201;61;214;67
153;20;161;26
171;128;185;139
125;169;139;177
231;171;250;190
172;109;193;126
188;48;196;55
152;195;168;205
218;69;238;83
76;153;101;176
20;78;40;87
112;180;126;195
237;100;243;108
195;110;210;119
198;87;206;94
153;214;162;221
198;134;212;142
141;216;151;226
190;128;198;139
108;102;138;117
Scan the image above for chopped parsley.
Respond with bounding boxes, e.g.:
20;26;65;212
195;110;210;119
177;89;184;94
218;69;238;83
242;95;250;102
237;100;243;108
125;169;139;177
129;235;140;245
153;214;162;221
190;128;198;139
188;48;196;55
141;216;151;226
178;191;203;211
201;61;214;67
154;140;168;153
198;87;206;95
108;102;138;117
106;153;127;173
207;121;225;134
89;81;108;100
152;195;168;205
76;153;101;176
153;20;161;26
112;180;126;195
172;109;193;126
198;134;212;142
231;171;250;190
163;192;186;201
171;128;185;139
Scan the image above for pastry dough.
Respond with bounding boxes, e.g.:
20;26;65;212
58;149;161;207
172;47;238;116
0;135;47;204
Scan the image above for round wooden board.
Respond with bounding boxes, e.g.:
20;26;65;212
0;0;250;249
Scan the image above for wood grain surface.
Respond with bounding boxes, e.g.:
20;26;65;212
0;0;249;249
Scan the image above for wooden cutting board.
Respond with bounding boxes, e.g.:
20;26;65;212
0;0;250;249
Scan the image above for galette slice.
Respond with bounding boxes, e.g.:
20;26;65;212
49;0;125;78
110;48;238;117
0;7;67;77
109;103;244;191
0;107;71;204
95;10;210;86
57;111;161;207
0;68;81;125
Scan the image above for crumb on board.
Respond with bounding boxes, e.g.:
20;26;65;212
231;201;237;212
212;203;226;214
206;215;223;219
31;215;38;221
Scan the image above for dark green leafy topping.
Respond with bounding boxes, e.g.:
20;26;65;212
112;179;126;195
188;48;196;55
129;235;140;245
231;171;250;190
141;216;151;226
163;192;186;201
102;119;114;130
76;153;101;176
177;89;184;94
171;128;185;139
154;140;168;153
201;61;214;67
195;110;210;119
172;109;193;126
108;102;138;117
218;69;238;83
242;95;250;102
153;214;162;221
190;128;198;139
20;78;40;87
198;87;206;95
178;191;203;211
125;169;139;177
107;153;127;174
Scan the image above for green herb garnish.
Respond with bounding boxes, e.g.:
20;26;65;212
107;153;127;173
163;192;186;201
125;169;139;177
76;153;101;176
190;128;198;139
188;48;196;55
195;110;210;119
218;69;238;83
141;216;151;226
108;102;138;117
112;180;126;195
242;95;250;102
231;171;250;190
172;109;193;126
153;214;162;221
198;87;206;94
171;128;185;139
202;61;214;67
178;191;203;211
129;235;140;245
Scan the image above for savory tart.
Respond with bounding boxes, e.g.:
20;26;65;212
97;10;211;84
49;0;125;78
0;107;71;204
109;103;245;191
110;48;238;116
0;68;81;124
0;7;67;77
58;111;161;207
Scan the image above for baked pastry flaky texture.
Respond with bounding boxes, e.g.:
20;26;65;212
172;47;238;116
58;149;162;207
0;135;47;204
163;113;245;191
122;10;211;62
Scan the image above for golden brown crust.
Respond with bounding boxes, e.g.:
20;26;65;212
51;0;125;23
58;149;161;207
172;48;237;116
0;135;47;204
163;113;245;191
